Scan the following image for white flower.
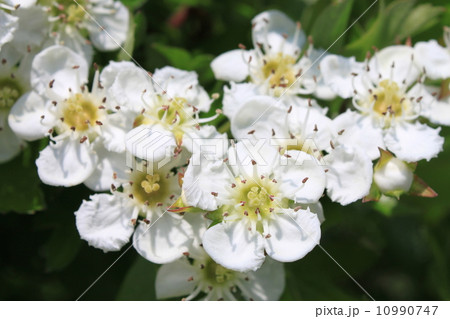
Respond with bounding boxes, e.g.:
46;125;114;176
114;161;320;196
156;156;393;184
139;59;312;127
373;155;413;196
320;46;444;162
227;94;373;205
75;160;194;264
211;10;318;100
155;215;285;301
414;27;450;80
113;64;225;163
182;141;325;272
39;0;129;62
8;45;129;188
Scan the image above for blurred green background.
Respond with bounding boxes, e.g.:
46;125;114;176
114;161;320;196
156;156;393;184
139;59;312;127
1;0;450;300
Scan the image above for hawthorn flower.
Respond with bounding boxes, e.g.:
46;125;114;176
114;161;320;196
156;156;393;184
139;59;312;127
155;215;285;301
364;148;437;202
211;10;320;102
8;45;129;188
110;64;225;163
75;160;194;263
226;94;373;205
320;45;444;162
181;141;325;272
39;0;129;62
414;26;450;80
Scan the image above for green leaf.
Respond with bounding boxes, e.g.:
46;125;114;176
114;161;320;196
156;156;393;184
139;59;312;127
121;0;148;10
0;145;45;214
397;4;445;39
116;256;158;300
346;0;416;58
117;9;136;61
42;221;81;272
152;43;213;71
309;0;355;52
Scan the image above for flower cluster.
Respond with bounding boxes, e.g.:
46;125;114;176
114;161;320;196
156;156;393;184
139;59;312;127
1;4;449;300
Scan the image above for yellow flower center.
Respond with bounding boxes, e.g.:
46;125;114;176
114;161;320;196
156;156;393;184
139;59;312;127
0;78;22;110
131;172;169;206
133;97;189;144
62;93;99;132
370;80;406;117
39;0;87;25
202;257;236;285
261;53;297;90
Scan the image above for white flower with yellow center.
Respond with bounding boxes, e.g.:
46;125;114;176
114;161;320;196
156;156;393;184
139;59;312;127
106;64;225;163
182;141;325;272
75;161;194;263
320;45;444;162
8;45;129;189
414;26;450;80
227;95;373;206
155;215;285;301
38;0;129;62
211;10;321;102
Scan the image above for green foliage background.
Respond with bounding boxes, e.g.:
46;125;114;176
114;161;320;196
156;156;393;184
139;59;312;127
1;0;450;300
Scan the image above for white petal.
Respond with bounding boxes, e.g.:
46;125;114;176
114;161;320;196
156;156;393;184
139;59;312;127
10;6;48;53
385;121;444;162
232;140;280;178
274;150;326;203
211;49;250;82
36;138;97;187
264;208;320;262
105;63;149;112
324;145;373;205
414;85;450;126
333;110;385;160
101;112;132;153
75;194;134;252
155;259;196;300
202;221;265;272
414;40;450;80
230;95;288;140
240;259;285;301
84;147;127;191
31;45;88;96
319;55;364;98
133;212;194;264
182;158;231;211
0;10;18;50
88;1;129;51
125;125;177;163
288;104;334;151
47;26;94;64
0;110;24;163
252;10;305;56
222;82;260;120
8;91;53;141
152;66;210;112
183;125;228;160
369;45;419;86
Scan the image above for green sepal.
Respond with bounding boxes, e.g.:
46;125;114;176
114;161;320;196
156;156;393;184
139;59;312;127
363;182;382;203
409;175;438;198
167;196;204;214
